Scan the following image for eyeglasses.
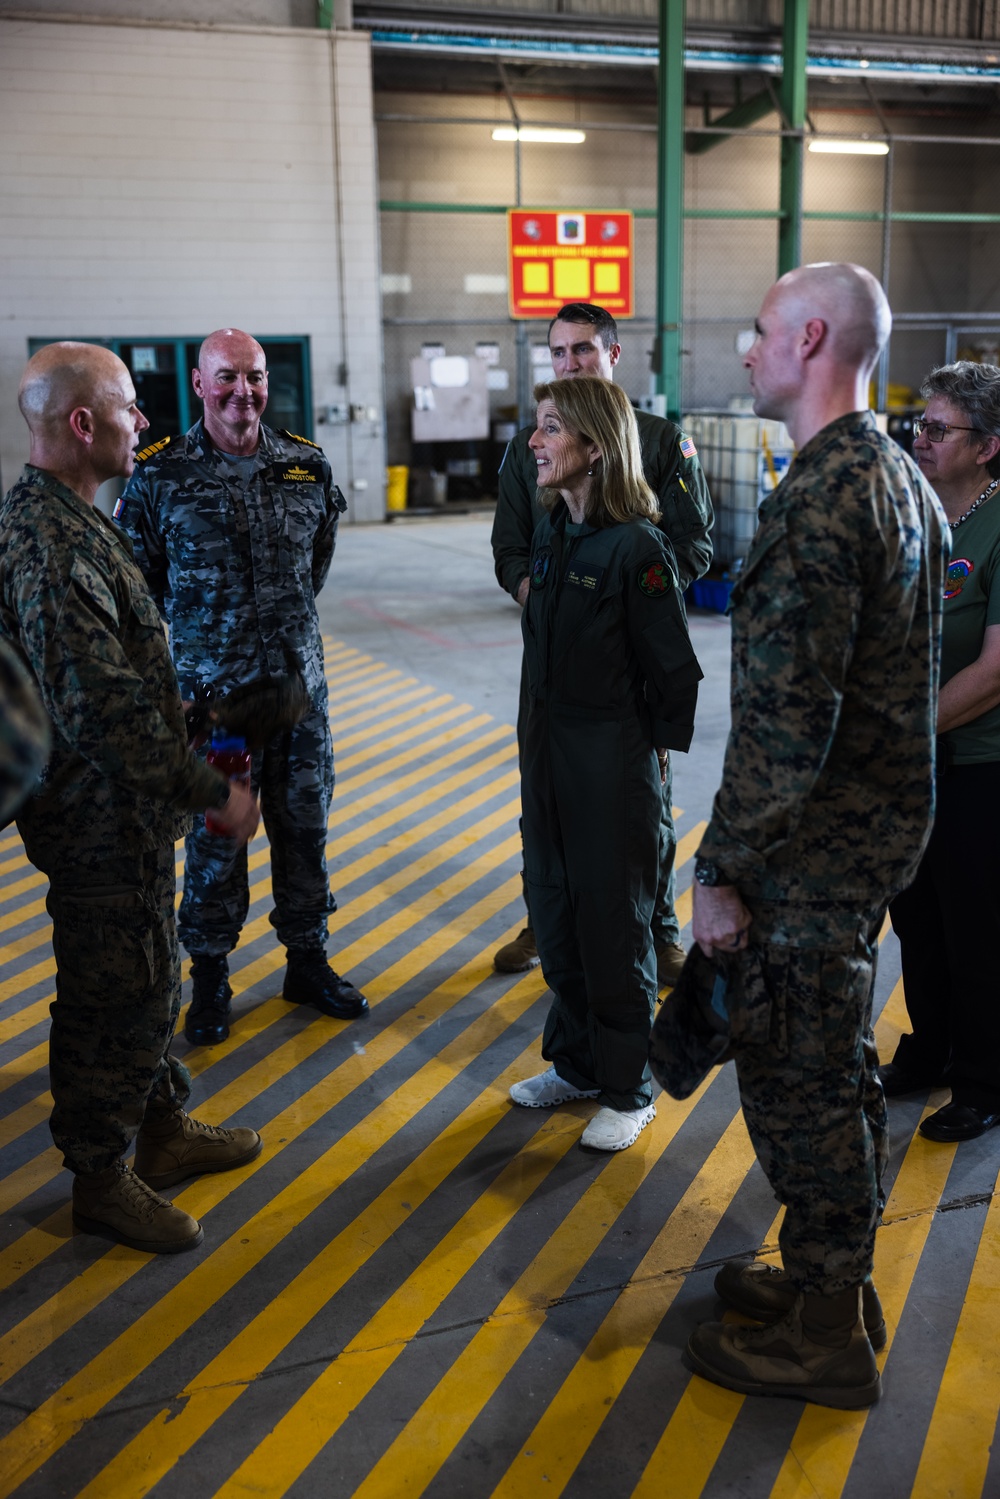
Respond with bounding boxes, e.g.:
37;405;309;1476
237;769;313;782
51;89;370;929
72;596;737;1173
913;418;983;443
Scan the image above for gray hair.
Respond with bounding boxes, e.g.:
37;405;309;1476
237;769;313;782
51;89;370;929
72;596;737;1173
921;360;1000;479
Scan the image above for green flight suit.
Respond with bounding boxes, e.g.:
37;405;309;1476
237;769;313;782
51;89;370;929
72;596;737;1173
521;506;702;1110
492;409;714;945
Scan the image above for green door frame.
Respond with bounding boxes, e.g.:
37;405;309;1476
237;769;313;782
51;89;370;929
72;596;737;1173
778;0;809;275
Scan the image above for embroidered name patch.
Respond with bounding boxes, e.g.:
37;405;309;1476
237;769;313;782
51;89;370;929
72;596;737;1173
531;547;553;590
945;557;974;600
271;461;324;484
638;562;671;597
565;565;604;592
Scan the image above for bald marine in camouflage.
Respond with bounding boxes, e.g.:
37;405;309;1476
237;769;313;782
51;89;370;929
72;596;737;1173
117;328;367;1045
683;265;948;1409
0;342;262;1255
0;639;49;825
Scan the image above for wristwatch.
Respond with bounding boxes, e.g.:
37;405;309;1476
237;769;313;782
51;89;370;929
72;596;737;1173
694;857;732;887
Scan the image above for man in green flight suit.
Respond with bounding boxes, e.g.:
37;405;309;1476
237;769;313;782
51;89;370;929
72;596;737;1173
686;264;948;1407
491;302;714;984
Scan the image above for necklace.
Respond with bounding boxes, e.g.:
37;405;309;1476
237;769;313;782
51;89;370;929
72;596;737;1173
950;475;1000;529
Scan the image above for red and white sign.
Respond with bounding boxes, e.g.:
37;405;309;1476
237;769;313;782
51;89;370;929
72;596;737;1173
507;209;635;320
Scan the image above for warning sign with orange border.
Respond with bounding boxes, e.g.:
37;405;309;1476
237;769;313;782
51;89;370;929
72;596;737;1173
507;209;634;320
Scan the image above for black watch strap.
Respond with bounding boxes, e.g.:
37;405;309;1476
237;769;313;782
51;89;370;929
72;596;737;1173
694;857;732;887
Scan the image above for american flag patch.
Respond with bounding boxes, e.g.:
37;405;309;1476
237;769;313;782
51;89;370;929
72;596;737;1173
679;436;698;459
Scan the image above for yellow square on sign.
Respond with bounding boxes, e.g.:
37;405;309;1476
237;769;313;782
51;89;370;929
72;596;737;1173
522;262;550;293
593;263;621;294
554;259;590;299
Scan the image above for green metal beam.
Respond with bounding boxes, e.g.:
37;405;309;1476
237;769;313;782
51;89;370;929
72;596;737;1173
778;0;808;275
317;0;333;26
379;201;1000;226
685;90;775;154
655;0;686;419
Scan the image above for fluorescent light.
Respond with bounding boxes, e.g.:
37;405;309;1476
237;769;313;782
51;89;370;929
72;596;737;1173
808;138;889;155
491;127;586;145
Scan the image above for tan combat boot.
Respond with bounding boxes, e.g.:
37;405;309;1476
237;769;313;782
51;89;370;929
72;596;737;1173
134;1090;262;1191
714;1259;887;1350
73;1161;203;1254
686;1285;881;1409
494;926;539;974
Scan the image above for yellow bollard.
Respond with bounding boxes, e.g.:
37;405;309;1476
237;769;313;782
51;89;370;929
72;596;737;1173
386;465;409;512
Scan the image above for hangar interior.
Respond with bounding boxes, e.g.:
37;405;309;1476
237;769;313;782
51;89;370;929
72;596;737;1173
1;4;1000;1498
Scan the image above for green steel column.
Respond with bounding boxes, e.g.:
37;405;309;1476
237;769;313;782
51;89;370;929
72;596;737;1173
655;0;686;418
778;0;808;276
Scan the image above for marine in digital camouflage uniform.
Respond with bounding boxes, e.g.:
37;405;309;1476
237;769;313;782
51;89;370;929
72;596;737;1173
117;328;365;1041
686;264;949;1409
0;356;251;1168
0;637;49;826
491;302;714;980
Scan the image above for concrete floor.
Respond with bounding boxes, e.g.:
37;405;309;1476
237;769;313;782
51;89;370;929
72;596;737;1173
0;515;998;1498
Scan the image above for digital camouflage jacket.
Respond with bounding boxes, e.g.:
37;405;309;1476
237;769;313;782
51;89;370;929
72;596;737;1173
0;466;225;863
698;411;949;916
117;419;347;699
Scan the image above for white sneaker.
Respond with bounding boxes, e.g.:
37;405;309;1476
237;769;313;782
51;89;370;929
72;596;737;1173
580;1102;656;1151
509;1067;600;1108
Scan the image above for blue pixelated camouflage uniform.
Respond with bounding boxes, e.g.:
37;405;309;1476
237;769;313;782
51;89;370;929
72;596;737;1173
118;419;348;956
697;411;949;1293
492;409;715;946
0;466;228;1172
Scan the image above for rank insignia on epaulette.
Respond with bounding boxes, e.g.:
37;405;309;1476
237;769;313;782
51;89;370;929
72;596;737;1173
134;436;172;463
279;430;321;449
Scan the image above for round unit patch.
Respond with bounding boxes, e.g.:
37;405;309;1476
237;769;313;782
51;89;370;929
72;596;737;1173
638;561;671;597
531;547;553;590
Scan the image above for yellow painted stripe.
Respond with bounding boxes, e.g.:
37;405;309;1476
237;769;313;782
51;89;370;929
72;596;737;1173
347;1081;719;1499
334;683;436;732
910;1171;1000;1499
336;693;454;749
0;826;524;1262
0;895;45;934
78;1041;578;1499
494;1109;756;1499
0;875;527;1353
0;960;549;1490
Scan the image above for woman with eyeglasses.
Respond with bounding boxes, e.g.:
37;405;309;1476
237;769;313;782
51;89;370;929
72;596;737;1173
882;360;1000;1141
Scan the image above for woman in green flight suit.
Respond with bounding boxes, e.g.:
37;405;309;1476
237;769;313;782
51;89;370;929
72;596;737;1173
509;378;702;1151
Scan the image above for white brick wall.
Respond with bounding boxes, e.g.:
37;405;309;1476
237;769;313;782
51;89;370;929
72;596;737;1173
0;17;386;521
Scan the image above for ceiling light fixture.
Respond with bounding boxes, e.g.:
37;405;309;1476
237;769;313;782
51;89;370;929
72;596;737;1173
491;127;586;144
808;138;889;155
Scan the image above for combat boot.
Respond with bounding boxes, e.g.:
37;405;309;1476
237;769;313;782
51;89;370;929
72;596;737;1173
494;926;539;973
714;1259;887;1350
185;953;232;1046
283;949;368;1019
134;1087;262;1190
686;1285;881;1409
655;941;687;988
72;1161;203;1254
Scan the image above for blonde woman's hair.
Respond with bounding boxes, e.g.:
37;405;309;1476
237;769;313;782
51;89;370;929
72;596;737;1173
533;378;660;527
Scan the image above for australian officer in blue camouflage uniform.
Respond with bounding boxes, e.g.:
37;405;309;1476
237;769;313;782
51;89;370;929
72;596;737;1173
684;265;948;1409
0;342;262;1255
118;328;367;1046
491;302;714;987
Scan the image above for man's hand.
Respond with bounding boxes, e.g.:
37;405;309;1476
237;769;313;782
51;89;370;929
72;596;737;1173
655;748;669;785
516;576;530;608
208;783;260;845
692;881;752;958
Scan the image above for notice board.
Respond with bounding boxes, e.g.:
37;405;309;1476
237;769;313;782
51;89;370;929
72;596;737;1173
507;209;634;320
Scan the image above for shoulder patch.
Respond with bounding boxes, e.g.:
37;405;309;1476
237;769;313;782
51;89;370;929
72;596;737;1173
279;429;321;450
679;435;698;460
638;559;674;598
134;435;172;464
